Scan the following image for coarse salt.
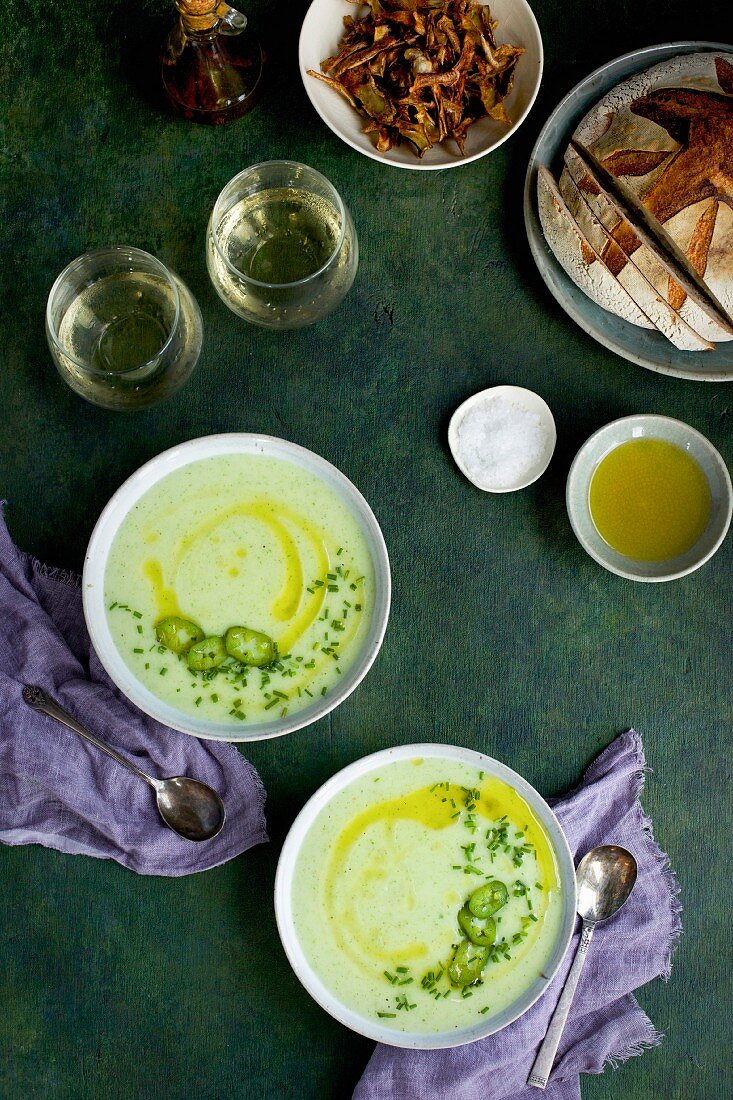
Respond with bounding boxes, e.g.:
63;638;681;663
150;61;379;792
456;394;550;489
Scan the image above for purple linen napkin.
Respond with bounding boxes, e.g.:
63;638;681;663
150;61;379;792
0;505;267;875
354;729;681;1100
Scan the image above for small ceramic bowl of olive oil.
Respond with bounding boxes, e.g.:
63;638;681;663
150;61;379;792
566;415;732;582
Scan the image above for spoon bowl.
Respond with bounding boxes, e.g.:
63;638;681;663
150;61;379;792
154;776;226;841
576;844;638;923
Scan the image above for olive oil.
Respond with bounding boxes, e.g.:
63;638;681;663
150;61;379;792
589;438;711;561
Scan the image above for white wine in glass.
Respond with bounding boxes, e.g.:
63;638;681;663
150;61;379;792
207;161;358;329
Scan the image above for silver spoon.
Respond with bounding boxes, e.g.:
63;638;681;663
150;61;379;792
23;685;226;842
528;844;638;1089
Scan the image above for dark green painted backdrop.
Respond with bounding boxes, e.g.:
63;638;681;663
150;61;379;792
1;1;730;1097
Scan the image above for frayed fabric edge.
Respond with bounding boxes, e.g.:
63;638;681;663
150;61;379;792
637;793;683;981
605;1006;665;1071
624;730;683;982
19;549;82;590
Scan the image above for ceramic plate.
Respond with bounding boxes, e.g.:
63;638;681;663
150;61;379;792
299;0;543;171
524;41;733;381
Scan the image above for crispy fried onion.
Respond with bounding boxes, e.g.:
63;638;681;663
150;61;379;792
308;0;524;157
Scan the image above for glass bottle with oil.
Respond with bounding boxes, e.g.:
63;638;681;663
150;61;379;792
161;1;264;124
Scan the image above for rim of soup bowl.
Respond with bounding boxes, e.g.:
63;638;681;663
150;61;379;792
82;433;391;741
274;742;577;1048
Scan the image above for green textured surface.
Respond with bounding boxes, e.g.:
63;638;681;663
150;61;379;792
1;1;731;1097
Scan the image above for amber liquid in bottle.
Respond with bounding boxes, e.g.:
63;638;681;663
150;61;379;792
161;1;263;124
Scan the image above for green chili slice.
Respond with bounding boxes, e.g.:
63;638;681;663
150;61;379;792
448;940;489;987
155;616;204;656
468;880;508;918
457;907;496;947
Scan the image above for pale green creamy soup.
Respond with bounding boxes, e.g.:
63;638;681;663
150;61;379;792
104;454;375;726
292;758;564;1032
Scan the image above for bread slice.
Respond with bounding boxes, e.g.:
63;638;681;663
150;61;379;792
537;166;656;332
560;150;714;351
571;139;733;341
565;51;733;345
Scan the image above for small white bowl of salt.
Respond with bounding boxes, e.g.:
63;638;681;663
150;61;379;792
448;385;556;493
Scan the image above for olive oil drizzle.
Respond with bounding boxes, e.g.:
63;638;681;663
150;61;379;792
323;776;559;982
142;498;332;651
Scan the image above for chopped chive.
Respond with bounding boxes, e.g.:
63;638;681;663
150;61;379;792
211;693;219;703
159;667;167;676
195;697;202;707
133;647;144;654
377;1012;396;1019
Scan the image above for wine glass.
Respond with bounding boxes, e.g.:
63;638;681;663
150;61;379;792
206;161;359;329
46;247;203;410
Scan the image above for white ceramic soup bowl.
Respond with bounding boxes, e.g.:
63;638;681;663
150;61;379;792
275;743;577;1048
567;415;732;582
83;434;391;741
299;0;543;171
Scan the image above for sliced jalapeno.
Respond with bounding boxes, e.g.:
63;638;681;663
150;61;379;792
225;626;276;668
468;880;508;919
457;907;496;947
448;939;489;987
187;636;228;671
155;616;204;655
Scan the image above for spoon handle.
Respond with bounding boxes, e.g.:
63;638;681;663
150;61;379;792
22;685;155;788
527;920;595;1089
